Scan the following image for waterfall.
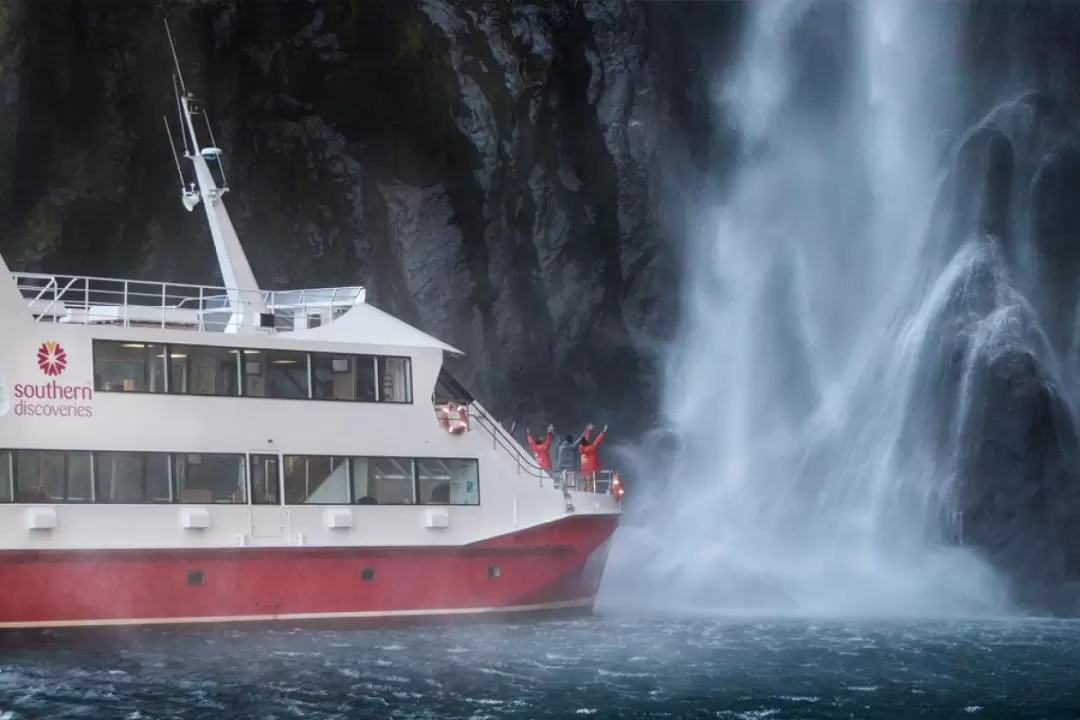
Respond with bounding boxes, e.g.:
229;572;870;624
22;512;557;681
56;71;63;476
601;0;1040;616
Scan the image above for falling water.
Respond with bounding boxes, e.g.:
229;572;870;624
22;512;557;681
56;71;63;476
601;0;1041;616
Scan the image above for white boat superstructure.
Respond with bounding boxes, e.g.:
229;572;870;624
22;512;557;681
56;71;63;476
0;206;618;554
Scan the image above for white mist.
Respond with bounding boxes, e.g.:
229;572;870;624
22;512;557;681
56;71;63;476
601;0;1015;617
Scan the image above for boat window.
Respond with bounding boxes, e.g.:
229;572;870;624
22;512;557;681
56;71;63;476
433;367;474;404
0;451;11;502
173;453;246;504
311;354;378;401
356;355;378;401
416;458;479;505
378;357;412;403
239;349;263;396
94;452;171;504
242;349;309;399
170;345;239;396
12;451;53;502
350;457;416;505
67;453;93;501
12;450;92;502
249;454;280;505
267;351;310;399
93;341;167;393
311;354;354;400
95;452;142;503
282;455;349;504
94;342;411;405
0;450;483;506
147;455;173;502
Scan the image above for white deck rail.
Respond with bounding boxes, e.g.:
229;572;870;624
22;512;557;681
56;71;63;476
12;272;366;333
465;401;619;496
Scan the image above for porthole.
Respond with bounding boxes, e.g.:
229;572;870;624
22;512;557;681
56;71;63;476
187;570;205;587
361;567;377;582
487;565;501;579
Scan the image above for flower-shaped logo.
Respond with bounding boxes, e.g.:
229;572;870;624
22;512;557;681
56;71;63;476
37;341;67;377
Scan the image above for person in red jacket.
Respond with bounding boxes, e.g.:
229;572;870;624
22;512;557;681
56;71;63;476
578;423;608;491
526;424;555;472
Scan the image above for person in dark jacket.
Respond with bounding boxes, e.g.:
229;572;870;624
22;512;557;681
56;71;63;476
555;429;586;488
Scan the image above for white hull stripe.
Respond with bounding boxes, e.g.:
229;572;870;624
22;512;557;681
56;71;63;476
0;597;595;630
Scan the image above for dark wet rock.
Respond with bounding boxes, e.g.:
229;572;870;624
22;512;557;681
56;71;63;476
956;343;1080;614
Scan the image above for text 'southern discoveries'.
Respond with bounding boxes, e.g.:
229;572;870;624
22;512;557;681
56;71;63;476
12;380;93;417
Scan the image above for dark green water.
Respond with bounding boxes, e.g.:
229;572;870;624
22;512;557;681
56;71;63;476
0;615;1077;719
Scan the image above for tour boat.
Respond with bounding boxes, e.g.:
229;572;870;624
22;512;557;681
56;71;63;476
0;31;622;631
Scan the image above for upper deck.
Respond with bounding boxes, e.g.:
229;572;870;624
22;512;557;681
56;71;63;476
3;267;461;356
14;271;365;334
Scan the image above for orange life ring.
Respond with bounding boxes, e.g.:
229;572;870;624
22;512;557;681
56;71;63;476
438;402;469;435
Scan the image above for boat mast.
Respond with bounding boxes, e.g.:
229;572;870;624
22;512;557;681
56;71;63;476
163;19;268;333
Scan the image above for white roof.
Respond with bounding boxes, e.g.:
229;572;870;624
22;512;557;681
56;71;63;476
313;302;463;354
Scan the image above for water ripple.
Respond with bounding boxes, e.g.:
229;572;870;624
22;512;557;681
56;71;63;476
0;616;1077;718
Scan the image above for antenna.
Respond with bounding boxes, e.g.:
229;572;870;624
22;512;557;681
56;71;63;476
165;114;201;212
173;73;191;156
163;115;184;187
164;18;187;96
165;18;191;157
201;114;228;188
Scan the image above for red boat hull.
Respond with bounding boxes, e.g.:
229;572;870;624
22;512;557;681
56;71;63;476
0;514;618;631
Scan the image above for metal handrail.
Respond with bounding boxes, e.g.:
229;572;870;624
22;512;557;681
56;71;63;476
593;469;617;494
551;468;618;494
11;271;366;333
463;402;617;495
464;402;550;483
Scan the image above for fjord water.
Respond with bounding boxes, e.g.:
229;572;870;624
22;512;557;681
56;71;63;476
4;618;1080;718
604;0;1021;615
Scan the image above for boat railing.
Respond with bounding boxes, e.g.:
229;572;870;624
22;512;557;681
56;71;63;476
462;402;552;484
560;469;618;495
462;402;617;495
11;271;365;332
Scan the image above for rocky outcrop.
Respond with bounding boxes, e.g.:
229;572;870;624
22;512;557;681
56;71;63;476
910;2;1080;611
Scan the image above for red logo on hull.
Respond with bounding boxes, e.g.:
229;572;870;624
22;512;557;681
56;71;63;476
37;341;67;377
